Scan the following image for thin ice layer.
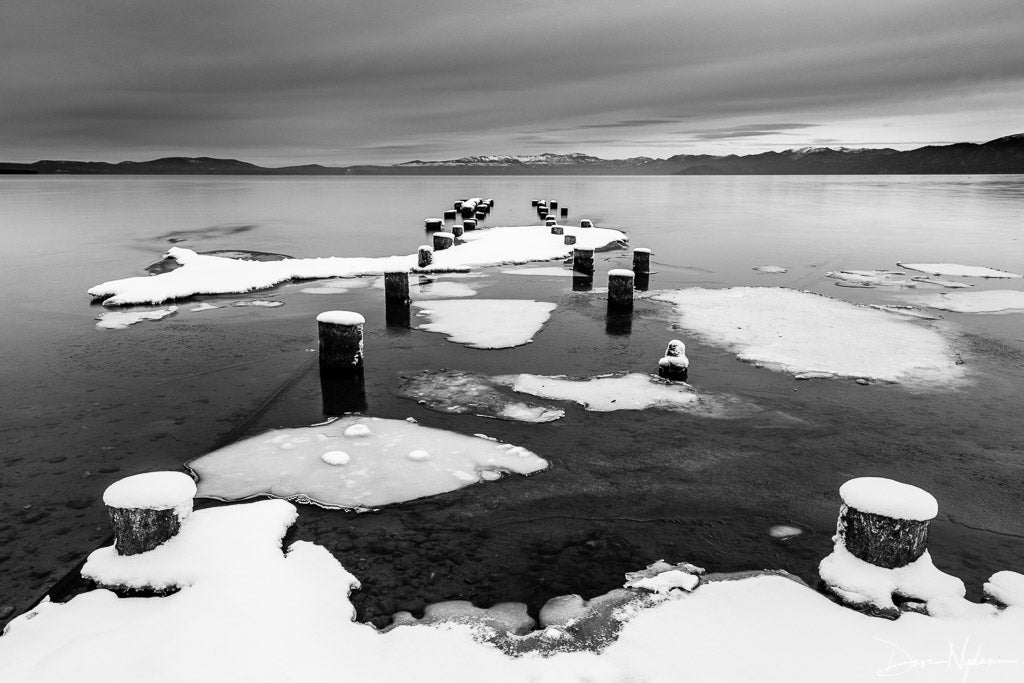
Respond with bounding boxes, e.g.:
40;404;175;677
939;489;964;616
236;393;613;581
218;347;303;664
395;369;564;422
652;287;964;385
95;306;178;329
897;262;1023;279
88;225;627;306
186;416;548;510
413;299;556;349
2;501;1022;683
914;290;1024;314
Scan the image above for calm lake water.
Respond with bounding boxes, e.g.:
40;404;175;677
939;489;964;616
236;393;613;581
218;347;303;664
1;175;1023;626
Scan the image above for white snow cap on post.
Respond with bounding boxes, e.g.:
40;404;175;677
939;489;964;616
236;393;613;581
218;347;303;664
316;311;366;326
103;472;197;522
839;477;938;521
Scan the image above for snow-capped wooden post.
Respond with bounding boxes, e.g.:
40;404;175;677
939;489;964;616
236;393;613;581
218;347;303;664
633;248;651;274
560;207;568;217
573;248;594;275
658;340;689;381
463;218;477;231
417;245;433;268
424;218;443;230
608;269;634;309
545;217;557;227
454;200;464;210
531;199;540;207
452;224;465;238
317;311;365;377
443;209;457;221
580;219;593;228
564;235;576;245
461;203;476;218
433;232;455;251
551;226;563;236
474;210;486;220
485;198;494;208
384;272;410;304
550;200;559;210
103;472;196;556
835;478;937;569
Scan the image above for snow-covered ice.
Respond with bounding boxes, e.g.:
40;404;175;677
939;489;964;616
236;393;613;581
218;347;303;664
500;266;576;277
232;299;283;307
914;290;1024;314
413;299;556;349
839;477;938;521
88;224;627;306
753;265;788;274
94;306;177;330
897;262;1023;279
395;369;564;422
2;500;1022;683
825;270;915;288
868;304;941;320
652;287;965;385
189;302;222;312
299;277;374;295
411;279;479;299
186;416;548;510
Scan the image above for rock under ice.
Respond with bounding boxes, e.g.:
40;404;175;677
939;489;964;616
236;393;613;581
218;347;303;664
395;369;564;422
88;224;627;306
652;287;965;385
2;500;1022;682
186;416;548;510
413;299;557;349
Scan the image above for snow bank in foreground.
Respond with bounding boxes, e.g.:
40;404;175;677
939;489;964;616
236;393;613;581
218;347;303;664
897;263;1023;279
186;416;548;510
914;290;1024;314
651;287;964;385
88;225;627;306
94;306;177;329
395;369;564;422
413;300;556;349
2;500;1021;683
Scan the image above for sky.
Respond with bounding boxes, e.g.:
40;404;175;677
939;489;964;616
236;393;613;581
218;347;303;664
2;0;1023;165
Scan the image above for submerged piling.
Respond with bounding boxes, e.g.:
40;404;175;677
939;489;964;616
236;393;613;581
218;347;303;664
608;269;634;309
433;232;455;251
633;248;651;274
103;472;196;556
384;272;410;304
573;248;594;275
317;311;365;377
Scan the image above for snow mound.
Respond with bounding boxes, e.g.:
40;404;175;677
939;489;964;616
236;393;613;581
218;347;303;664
89;225;627;306
985;571;1024;608
651;287;964;385
897;263;1023;279
186;416;548;510
395;369;564;422
413;299;556;349
95;306;177;330
839;477;938;521
915;290;1024;314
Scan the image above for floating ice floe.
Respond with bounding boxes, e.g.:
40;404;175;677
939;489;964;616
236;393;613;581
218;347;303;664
189;302;222;312
768;525;804;540
395;369;564;422
500;267;576;277
909;277;973;289
493;372;765;419
186;416;548;510
411;280;479;298
299;277;374;295
232;300;284;308
2;499;1022;683
824;270;915;288
897;262;1023;279
413;299;556;349
868;305;941;320
752;265;788;274
652;287;964;385
913;290;1024;314
94;306;178;330
89;225;627;306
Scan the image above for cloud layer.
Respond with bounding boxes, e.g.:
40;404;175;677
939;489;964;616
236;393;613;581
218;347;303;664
2;0;1023;163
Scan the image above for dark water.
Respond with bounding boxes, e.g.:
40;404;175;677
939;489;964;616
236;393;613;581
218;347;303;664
1;175;1022;627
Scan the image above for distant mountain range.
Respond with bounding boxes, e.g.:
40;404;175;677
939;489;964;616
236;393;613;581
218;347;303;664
3;134;1023;175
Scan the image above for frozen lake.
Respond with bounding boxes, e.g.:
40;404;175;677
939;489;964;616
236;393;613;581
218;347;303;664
1;175;1023;626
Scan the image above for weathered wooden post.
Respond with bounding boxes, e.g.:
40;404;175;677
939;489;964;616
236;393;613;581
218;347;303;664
573;247;594;275
835;478;936;569
560;207;568;217
461;203;476;218
580;219;593;228
538;210;549;220
103;472;197;556
545;217;557;227
433;232;455;251
658;340;689;381
633;248;651;274
608;269;634;309
474;210;486;220
417;245;433;268
485;198;494;208
424;218;443;230
454;200;465;210
443;209;457;221
317;311;365;377
549;200;559;210
531;199;540;207
384;272;410;304
463;218;477;231
550;226;564;235
564;235;576;245
452;224;465;238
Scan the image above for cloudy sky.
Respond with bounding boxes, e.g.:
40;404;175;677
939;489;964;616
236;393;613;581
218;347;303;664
2;0;1023;165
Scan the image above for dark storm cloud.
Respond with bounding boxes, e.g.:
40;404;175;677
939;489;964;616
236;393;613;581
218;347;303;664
1;0;1023;162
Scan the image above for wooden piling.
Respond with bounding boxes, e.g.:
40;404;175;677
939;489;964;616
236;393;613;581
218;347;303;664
103;472;197;556
573;248;594;275
658;340;689;381
837;478;937;569
417;245;433;268
551;226;564;235
463;218;477;231
452;224;464;238
384;272;410;304
580;219;593;228
608;269;634;309
560;207;568;217
564;235;576;245
433;232;455;251
633;248;651;274
424;218;443;230
317;311;365;376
